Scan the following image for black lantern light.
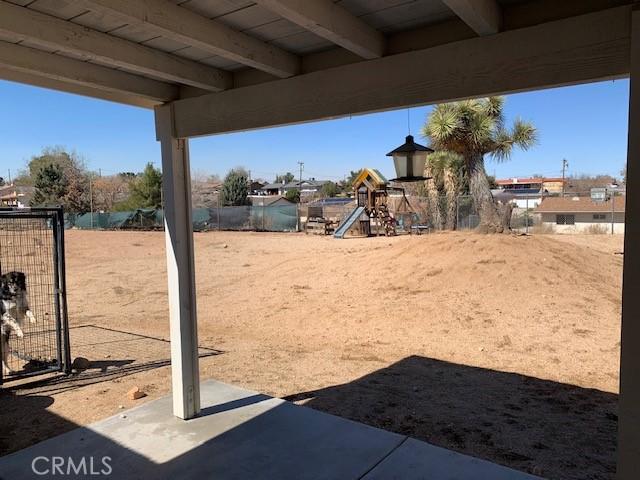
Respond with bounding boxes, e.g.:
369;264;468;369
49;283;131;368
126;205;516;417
386;135;433;182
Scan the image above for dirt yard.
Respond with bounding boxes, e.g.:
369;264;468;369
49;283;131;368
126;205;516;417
1;230;624;480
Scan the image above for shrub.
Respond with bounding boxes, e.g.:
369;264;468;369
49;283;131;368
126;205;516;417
530;223;555;234
585;224;608;235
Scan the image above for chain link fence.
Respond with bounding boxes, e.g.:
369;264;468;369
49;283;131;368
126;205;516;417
395;194;479;231
65;205;299;232
62;190;625;235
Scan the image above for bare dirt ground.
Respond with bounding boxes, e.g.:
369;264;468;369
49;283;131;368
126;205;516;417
1;230;623;480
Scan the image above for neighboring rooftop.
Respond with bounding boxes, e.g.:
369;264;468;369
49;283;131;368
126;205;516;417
262;179;330;190
0;184;35;205
496;177;566;186
250;195;294;206
535;196;625;213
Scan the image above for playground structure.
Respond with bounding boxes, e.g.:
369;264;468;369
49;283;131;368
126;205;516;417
334;168;418;239
304;205;337;235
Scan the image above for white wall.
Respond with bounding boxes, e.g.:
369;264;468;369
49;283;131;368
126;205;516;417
513;197;542;209
540;212;625;233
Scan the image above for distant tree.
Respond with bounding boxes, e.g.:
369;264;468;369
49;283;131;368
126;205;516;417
191;170;222;208
285;188;300;203
131;163;162;208
565;174;618;194
344;170;362;189
275;172;295;184
486;175;498;189
220;168;249;206
114;163;162;211
320;181;340;198
10;167;33;186
28;147;90;212
0;177;4;186
93;176;129;211
31;163;68;207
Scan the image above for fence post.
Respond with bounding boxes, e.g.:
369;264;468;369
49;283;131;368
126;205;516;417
525;196;529;235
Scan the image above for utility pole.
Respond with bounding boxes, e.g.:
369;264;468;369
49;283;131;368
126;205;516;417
611;190;615;235
89;173;94;229
561;159;569;197
297;161;304;232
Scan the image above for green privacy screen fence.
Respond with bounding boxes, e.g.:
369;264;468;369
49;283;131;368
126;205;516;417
66;206;298;232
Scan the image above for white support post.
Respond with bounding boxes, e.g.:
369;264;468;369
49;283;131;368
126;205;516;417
618;6;640;479
155;104;200;420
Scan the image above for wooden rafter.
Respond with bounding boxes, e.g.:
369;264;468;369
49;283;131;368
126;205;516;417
443;0;502;36
254;0;385;59
0;0;231;92
76;0;300;78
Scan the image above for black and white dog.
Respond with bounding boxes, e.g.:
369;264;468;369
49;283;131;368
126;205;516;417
1;271;36;376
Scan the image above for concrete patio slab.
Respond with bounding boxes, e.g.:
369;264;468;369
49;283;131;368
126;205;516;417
0;380;541;479
363;438;541;480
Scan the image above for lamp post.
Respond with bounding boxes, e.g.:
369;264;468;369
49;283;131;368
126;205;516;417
386;135;433;182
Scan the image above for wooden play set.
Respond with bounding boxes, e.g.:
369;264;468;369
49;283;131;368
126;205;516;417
305;205;336;235
333;168;419;238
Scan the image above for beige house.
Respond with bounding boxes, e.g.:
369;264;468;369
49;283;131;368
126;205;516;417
535;196;625;233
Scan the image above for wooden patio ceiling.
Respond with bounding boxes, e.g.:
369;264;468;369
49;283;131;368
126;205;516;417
0;0;632;113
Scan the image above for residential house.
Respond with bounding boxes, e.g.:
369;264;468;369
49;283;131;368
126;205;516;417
260;182;283;196
249;181;265;195
494;177;566;208
250;196;295;207
0;184;35;208
261;178;330;197
534;196;625;233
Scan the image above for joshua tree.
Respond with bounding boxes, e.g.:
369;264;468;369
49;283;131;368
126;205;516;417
427;151;465;230
422;97;537;233
422;160;442;229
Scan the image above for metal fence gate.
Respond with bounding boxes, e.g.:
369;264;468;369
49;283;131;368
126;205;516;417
0;207;71;384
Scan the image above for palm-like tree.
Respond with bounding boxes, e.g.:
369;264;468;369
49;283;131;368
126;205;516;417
422;159;443;229
422;97;537;232
427;151;464;230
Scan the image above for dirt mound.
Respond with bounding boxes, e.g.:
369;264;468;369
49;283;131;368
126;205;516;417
8;230;622;480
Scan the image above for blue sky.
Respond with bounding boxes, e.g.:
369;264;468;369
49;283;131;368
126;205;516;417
0;78;630;183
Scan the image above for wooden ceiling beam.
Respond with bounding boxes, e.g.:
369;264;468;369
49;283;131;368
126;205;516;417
0;41;177;102
77;0;300;78
442;0;502;35
0;67;160;108
254;0;385;59
168;6;630;137
0;0;231;92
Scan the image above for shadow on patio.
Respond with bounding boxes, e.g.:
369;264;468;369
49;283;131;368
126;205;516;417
285;355;618;480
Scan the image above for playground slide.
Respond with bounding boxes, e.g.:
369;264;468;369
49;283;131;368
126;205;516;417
334;206;366;239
